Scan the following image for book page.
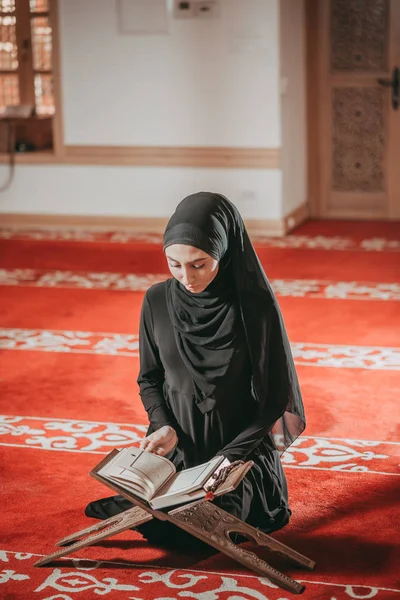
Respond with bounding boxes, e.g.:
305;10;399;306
154;455;224;501
109;475;149;501
99;447;176;500
111;470;152;497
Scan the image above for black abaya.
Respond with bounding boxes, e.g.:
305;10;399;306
86;281;291;537
86;192;304;543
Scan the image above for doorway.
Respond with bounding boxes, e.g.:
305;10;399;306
307;0;400;220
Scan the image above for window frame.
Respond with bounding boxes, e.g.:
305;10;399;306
0;0;63;158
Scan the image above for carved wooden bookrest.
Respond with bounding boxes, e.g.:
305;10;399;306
35;450;315;594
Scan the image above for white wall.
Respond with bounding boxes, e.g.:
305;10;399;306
0;0;308;223
279;0;307;216
0;165;282;220
60;0;281;148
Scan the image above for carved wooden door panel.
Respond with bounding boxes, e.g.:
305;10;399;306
316;0;400;219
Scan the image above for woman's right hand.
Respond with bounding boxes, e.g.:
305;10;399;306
139;425;178;456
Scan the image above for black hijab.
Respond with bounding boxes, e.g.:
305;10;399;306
163;192;305;454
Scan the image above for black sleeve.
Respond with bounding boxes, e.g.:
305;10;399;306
137;293;178;431
217;416;280;462
218;305;285;462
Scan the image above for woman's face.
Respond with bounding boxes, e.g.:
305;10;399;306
165;244;219;293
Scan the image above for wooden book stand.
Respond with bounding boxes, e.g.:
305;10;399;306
35;450;315;594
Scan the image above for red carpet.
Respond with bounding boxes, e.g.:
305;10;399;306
0;220;399;599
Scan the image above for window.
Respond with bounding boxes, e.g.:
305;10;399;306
0;0;55;115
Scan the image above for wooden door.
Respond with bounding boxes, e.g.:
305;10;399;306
307;0;400;220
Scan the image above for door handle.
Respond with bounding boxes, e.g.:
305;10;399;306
377;66;399;110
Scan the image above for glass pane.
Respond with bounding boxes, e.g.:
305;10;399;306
0;73;19;112
0;0;15;13
31;16;52;70
30;0;48;12
0;15;18;69
34;73;54;114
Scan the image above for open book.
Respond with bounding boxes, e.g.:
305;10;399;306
96;447;227;510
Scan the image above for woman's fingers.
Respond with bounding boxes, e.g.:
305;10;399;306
145;436;166;453
140;436;152;450
139;427;178;455
145;439;158;452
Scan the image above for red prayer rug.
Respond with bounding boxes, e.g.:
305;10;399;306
0;220;399;599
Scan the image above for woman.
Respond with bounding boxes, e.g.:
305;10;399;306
86;192;305;545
